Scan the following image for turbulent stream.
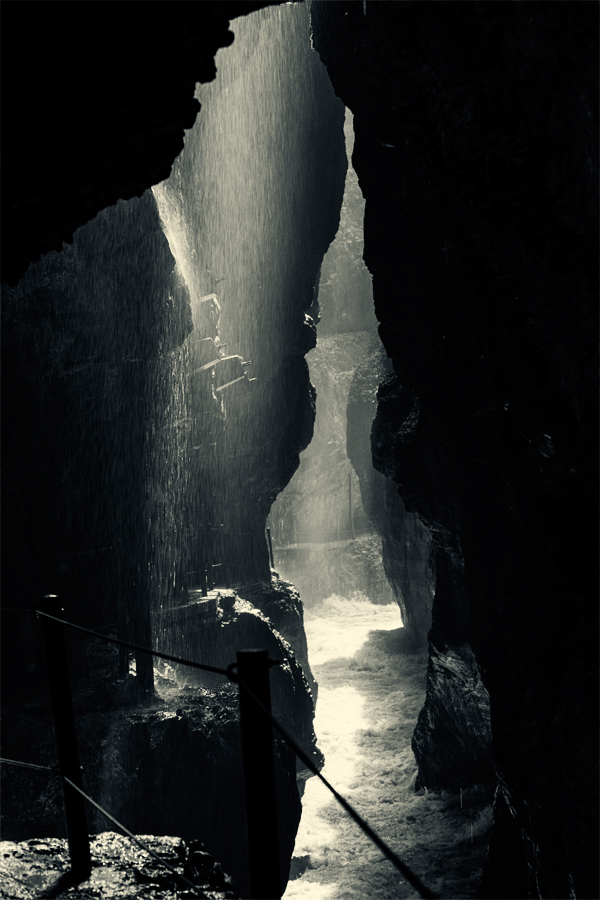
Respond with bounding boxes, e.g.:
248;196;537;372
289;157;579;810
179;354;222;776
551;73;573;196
284;596;492;900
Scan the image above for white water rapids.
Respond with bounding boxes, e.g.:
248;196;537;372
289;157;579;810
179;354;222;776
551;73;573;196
284;595;491;899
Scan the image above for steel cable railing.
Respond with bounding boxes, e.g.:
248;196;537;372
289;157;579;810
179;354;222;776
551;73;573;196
0;758;205;898
1;605;438;900
0;757;57;773
34;608;230;677
226;672;438;900
61;776;207;897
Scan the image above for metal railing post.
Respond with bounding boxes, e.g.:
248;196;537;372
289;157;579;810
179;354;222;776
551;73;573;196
38;595;91;881
237;649;281;900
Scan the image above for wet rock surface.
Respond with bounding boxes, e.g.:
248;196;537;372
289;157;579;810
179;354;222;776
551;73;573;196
237;575;317;704
349;314;491;794
1;584;322;898
0;832;237;899
1;673;299;899
160;586;323;774
412;644;493;791
348;336;434;646
312;2;598;897
1;193;196;698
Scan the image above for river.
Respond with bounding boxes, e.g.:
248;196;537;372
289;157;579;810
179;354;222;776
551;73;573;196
284;594;492;900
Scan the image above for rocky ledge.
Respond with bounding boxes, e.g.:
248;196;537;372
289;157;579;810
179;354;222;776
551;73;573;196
0;832;237;899
412;643;493;791
2;584;320;898
1;679;298;900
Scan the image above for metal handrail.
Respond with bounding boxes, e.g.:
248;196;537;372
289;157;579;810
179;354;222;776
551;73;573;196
1;603;438;900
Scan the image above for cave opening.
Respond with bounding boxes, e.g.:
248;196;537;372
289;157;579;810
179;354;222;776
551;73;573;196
2;2;597;900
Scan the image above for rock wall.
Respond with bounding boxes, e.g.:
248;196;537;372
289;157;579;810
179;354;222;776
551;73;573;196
347;335;434;645
349;333;491;785
158;584;322;773
411;643;493;792
311;2;598;897
1;667;300;898
2;2;281;286
2;193;194;693
2;9;344;895
237;575;318;706
2;4;346;693
269;331;393;607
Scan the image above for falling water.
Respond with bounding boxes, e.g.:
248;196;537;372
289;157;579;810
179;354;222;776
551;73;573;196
150;2;347;593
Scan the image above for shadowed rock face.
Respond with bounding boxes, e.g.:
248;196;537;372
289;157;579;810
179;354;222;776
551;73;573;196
311;2;598;897
411;643;493;791
347;336;434;644
1;588;315;898
352;337;492;787
0;833;240;899
237;575;318;706
1;2;282;287
2;9;342;895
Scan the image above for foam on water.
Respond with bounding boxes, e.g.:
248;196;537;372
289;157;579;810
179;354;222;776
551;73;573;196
284;594;491;899
303;594;402;666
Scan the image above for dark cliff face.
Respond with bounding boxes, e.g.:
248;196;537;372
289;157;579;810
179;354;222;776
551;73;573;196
2;2;280;287
347;336;434;643
312;2;598;898
1;12;343;893
2;3;346;667
1;195;194;677
351;340;493;788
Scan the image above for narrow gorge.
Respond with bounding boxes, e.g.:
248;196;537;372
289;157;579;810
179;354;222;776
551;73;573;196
1;3;597;900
